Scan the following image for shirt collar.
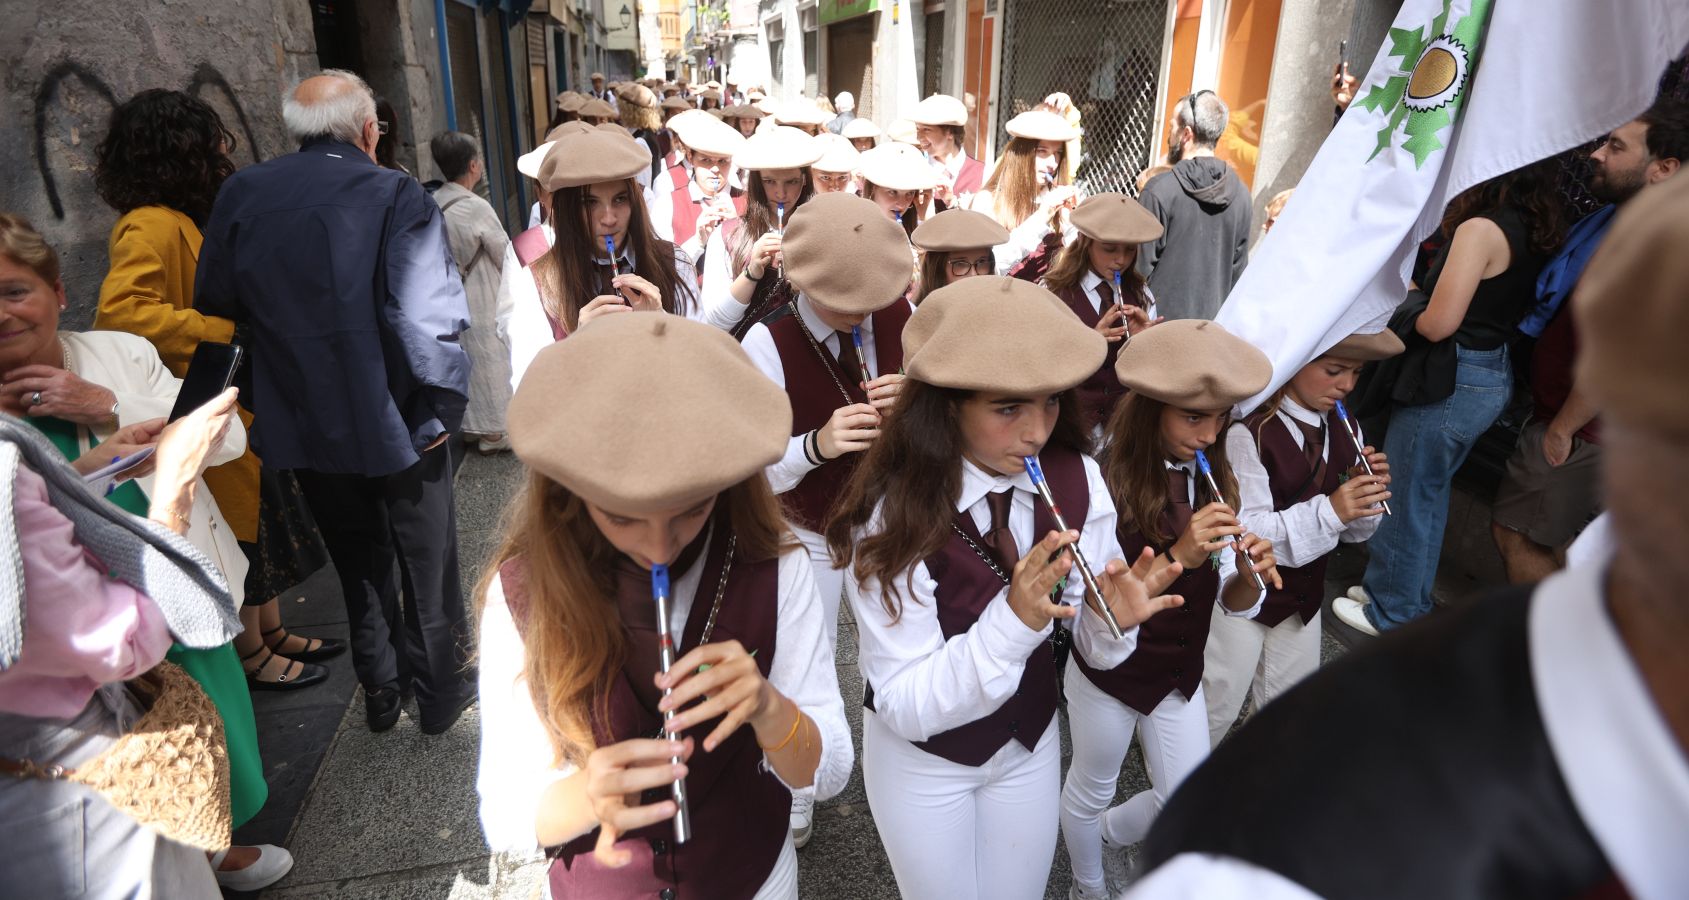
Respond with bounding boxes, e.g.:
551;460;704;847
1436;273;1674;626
796;293;871;348
1277;395;1324;428
956;456;1034;513
1530;540;1689;900
593;242;638;271
1081;269;1107;293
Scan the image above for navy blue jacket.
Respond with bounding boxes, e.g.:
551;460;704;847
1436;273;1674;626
196;138;471;477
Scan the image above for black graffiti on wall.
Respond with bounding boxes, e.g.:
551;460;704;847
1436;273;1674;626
31;59;265;219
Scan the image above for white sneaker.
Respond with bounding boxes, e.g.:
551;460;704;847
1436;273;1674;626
1332;596;1380;637
1346;585;1372;605
790;792;815;849
211;844;295;892
1070;882;1111;900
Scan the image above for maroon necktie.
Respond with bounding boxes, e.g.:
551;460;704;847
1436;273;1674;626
982;489;1020;572
835;331;865;386
1100;279;1118;316
1295;419;1327;484
1166;467;1195;541
614;526;711;713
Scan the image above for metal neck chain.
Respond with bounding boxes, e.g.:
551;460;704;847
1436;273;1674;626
788;301;854;407
949;521;1011;586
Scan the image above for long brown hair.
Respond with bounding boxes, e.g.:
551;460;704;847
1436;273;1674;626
823;380;1092;620
915;250;950;305
534;177;693;331
1102;393;1238;547
728;169;816;274
980;137;1068;230
861;181;920;237
474;473;790;766
1439;157;1567;255
1042;234;1147;301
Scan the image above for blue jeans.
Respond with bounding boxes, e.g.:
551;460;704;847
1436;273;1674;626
1362;344;1511;630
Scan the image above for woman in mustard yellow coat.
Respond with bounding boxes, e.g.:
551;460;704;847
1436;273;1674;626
93;90;339;698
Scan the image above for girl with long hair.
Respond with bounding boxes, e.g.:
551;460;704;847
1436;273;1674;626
507;129;700;387
476;314;850;899
1060;320;1280;900
1202;326;1399;748
1040;193;1164;436
823;276;1180;900
909;208;1009;305
698;127;822;339
1334;158;1568;636
970;109;1082;280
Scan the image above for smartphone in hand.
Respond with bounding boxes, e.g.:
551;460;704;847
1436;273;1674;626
168;342;243;423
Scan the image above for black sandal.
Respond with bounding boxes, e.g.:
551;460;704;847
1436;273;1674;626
241;644;330;692
261;625;347;664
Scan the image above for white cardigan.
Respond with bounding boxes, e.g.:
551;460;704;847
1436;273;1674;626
61;330;250;603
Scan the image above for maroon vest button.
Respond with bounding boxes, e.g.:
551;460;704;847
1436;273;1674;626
660;889;676;900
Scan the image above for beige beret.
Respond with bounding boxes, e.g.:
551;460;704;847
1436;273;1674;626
910;94;968;127
723;103;769;120
886;119;919;145
734;126;822;170
775;101;829;127
509;313;791;514
1070;192;1164;244
782;193;913;314
1324;329;1405;362
905;276;1105;394
700;89;724;103
1574;172;1689;437
661;96;693;112
596;122;635;139
591;71;606;80
842;118;882;141
675;115;746;158
1114;319;1272;410
517;122;598;178
580;98;617;119
560;93;587;114
860;142;940;192
911;209;1010;252
705;80;723;91
1006;109;1080;142
621;84;657;108
538;130;650;190
810;134;861;174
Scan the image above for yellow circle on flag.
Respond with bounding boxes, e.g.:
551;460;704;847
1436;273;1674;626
1408;47;1459;100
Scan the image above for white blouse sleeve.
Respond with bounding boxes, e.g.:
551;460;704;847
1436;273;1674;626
1068;455;1141;669
698;228;750;331
506;264;555;395
769;548;852;801
476;573;575;857
1226;420;1369;571
741;325;819;494
846;509;1053;743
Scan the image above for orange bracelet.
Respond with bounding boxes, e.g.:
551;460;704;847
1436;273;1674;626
759;701;803;753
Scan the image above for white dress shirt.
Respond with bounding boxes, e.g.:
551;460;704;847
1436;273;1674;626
1164;457;1266;618
742;293;900;493
847;454;1142;745
476;539;852;859
649;177;729;265
1224;396;1380;571
979;190;1079;275
1077;268;1158;320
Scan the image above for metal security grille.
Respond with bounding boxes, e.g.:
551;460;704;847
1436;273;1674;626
995;0;1168;196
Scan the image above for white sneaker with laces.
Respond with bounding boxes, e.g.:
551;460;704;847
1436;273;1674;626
1070;881;1112;900
1346;585;1372;605
790;791;815;849
1332;596;1380;636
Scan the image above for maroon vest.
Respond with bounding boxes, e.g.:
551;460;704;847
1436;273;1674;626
500;532;790;900
669;186;747;247
667;159;688;191
1051;282;1141;432
721;218;796;341
953;156;986;198
764;300;912;531
1241;408;1357;628
864;445;1089;766
1008;232;1060;283
1074;479;1222;716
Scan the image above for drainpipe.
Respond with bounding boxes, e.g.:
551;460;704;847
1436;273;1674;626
434;0;458;130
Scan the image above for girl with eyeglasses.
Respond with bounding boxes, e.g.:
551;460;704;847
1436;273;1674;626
909;209;1009;306
969;110;1083;282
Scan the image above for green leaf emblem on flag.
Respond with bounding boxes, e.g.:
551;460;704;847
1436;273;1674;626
1357;0;1494;167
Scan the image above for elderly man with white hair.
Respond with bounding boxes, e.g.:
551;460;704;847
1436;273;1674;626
195;69;478;736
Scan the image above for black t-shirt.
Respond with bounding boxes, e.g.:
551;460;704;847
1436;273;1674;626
1419;204;1551;350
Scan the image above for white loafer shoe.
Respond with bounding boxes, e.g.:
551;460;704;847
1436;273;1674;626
212;844;295;892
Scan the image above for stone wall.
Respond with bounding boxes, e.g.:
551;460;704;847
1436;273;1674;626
1;0;320;327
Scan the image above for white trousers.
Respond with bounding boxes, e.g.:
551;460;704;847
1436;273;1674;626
863;711;1060;900
1201;606;1321;747
1059;657;1211;897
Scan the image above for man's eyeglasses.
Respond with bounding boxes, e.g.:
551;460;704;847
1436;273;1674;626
1184;90;1213;129
376;120;391;136
946;255;995;277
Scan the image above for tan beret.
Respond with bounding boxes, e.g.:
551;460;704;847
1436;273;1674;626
705;80;723;91
911;209;1010;252
1574;172;1689;437
621;84;657;108
509;313;791;514
700;89;724;103
810;134;861;174
841;118;882;141
775;101;828;127
580;98;617;119
675;115;746;158
1324;329;1405;362
905;276;1105;394
782;193;913;314
538;130;649;190
910;94;968;127
1114;319;1272;410
724;103;769;120
595;122;635;139
590;71;605;80
860;142;940;192
517;121;596;178
734;126;822;170
559;93;587;114
1006;109;1080;142
886;119;919;145
661;96;693;112
1070;192;1164;244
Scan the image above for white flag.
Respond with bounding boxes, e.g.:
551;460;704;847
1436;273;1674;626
1217;0;1689;412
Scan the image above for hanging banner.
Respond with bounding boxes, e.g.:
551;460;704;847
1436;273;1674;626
820;0;880;26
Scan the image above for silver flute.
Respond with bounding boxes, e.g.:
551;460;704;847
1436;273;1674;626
649;564;692;844
1023;455;1125;639
1335;400;1390;515
1194;450;1268;592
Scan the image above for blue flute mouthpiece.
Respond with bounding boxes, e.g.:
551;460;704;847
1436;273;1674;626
1334;399;1351;421
1194;448;1214;476
1023;455;1046;484
604;235;617;265
650;563;670;600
